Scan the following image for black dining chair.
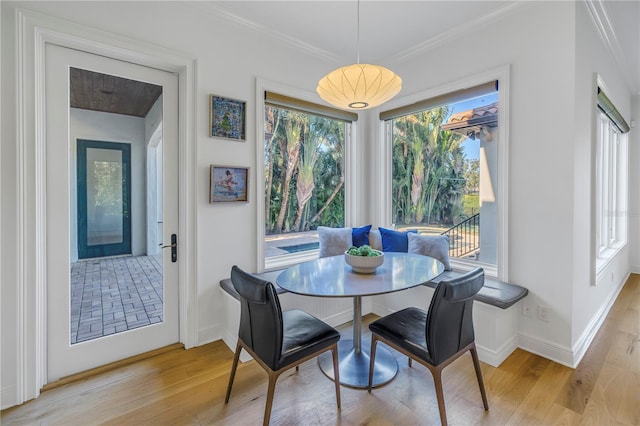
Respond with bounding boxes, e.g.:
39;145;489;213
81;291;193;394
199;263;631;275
225;265;341;426
367;267;489;426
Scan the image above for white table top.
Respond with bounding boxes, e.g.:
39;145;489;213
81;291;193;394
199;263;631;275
276;252;444;298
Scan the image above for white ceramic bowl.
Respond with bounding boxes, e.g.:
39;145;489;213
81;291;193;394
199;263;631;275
344;250;384;274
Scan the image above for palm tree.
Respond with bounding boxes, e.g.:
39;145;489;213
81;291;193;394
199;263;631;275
273;112;303;233
391;106;465;226
264;107;281;231
292;121;319;231
308;120;345;226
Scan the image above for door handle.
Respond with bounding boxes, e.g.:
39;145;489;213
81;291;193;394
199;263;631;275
161;233;177;263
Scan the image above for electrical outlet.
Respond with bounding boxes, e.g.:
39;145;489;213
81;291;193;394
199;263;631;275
522;301;532;317
538;305;550;322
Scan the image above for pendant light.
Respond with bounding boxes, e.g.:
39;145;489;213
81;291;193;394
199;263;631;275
316;0;402;110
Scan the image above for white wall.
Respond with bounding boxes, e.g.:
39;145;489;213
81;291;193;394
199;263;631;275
631;95;640;273
365;1;578;360
70;108;147;259
570;1;635;362
1;2;342;406
1;0;638;408
1;2;19;408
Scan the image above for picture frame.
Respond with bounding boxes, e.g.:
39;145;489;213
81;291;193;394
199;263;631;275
210;165;249;203
209;95;246;141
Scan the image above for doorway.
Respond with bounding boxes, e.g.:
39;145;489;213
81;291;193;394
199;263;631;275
46;44;180;381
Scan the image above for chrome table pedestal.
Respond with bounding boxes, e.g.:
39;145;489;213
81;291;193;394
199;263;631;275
317;296;398;388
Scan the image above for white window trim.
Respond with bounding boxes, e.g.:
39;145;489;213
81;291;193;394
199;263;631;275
255;78;356;272
594;107;628;281
375;65;510;280
592;75;629;284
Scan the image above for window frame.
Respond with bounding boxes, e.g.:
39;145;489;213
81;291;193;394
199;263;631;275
592;75;630;284
377;66;510;280
256;78;357;272
594;109;628;276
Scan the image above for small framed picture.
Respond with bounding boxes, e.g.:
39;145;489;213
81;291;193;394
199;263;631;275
209;95;246;141
210;165;249;203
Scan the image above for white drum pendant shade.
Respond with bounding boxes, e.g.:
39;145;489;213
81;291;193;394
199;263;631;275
317;63;402;110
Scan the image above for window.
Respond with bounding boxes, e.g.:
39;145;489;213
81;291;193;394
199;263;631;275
263;92;356;269
382;81;501;271
595;87;629;272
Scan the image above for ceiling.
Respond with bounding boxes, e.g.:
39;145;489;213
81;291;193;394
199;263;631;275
70;67;162;117
201;0;639;94
199;1;519;63
71;1;639;117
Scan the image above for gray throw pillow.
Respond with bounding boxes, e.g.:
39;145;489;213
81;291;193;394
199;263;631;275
407;233;451;271
318;226;353;258
368;229;383;251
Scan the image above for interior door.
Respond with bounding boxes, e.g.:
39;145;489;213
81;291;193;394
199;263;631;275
46;43;180;381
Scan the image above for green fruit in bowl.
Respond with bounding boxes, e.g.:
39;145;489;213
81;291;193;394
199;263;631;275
346;245;381;257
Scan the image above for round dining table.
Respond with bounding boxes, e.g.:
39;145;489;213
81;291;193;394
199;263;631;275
276;252;444;389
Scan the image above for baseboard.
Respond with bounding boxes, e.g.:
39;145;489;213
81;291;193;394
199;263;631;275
198;323;221;347
476;335;518;367
570;273;628;367
517;331;574;368
1;384;18;411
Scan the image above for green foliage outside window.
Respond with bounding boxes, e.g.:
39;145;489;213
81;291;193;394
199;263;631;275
264;106;346;235
391;106;473;227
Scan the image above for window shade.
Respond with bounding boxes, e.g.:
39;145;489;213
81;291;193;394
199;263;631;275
380;81;498;121
597;87;630;133
265;91;358;122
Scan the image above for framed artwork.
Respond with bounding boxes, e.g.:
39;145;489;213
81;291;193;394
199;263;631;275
209;95;246;141
210;165;249;203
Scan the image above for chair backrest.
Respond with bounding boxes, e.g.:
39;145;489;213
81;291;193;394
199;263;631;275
230;265;283;370
425;267;484;365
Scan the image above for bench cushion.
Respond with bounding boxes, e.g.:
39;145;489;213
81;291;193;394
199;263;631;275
426;271;528;309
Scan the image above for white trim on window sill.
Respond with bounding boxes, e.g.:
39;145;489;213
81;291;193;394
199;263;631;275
595;241;626;283
265;250;320;272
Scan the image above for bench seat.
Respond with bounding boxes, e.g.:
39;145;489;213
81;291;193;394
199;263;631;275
221;270;527;310
425;270;528;309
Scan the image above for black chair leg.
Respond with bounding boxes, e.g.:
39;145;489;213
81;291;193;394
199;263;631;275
225;341;242;403
470;346;489;410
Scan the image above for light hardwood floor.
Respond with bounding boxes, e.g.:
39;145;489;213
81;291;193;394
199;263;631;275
2;275;639;425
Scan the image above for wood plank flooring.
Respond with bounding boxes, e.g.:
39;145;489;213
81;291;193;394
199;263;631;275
2;274;638;425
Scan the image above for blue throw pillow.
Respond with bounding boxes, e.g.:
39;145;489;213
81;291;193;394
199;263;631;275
352;224;372;247
379;227;417;252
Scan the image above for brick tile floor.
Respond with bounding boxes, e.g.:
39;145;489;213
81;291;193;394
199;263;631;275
70;255;163;344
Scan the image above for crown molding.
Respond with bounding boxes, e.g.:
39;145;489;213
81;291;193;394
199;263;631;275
586;0;639;95
387;2;528;63
188;2;341;62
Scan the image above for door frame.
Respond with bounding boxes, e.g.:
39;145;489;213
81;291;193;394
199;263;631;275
15;9;198;403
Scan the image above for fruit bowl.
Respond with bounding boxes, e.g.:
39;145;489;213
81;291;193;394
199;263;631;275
344;249;384;274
